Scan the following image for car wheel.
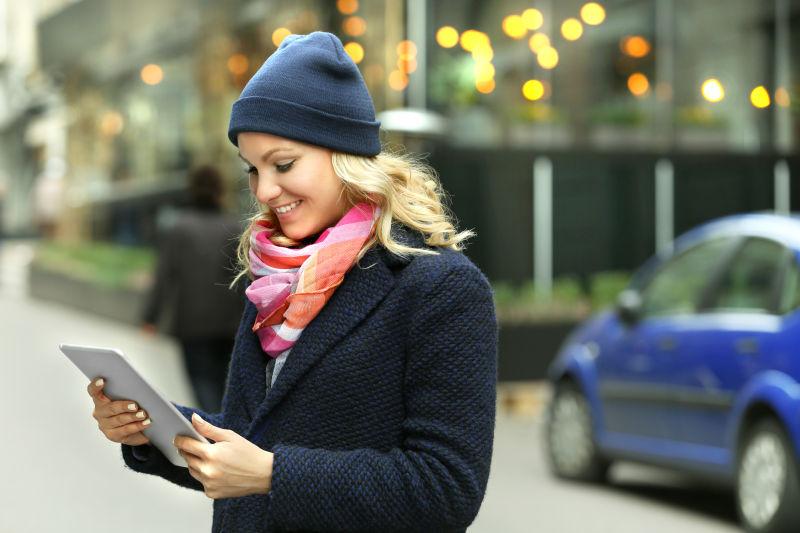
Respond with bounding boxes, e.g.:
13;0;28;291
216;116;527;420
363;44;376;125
545;381;609;482
737;418;800;533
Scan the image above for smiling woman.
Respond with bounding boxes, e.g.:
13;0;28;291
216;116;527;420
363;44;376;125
110;31;498;533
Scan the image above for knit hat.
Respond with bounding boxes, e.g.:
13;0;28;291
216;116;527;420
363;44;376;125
227;32;381;156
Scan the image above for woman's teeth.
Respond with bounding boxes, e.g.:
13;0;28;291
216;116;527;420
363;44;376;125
276;200;301;214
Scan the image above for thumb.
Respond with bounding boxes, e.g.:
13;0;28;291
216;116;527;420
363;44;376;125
192;412;230;442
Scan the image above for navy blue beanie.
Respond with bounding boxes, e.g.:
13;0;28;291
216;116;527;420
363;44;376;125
228;32;381;156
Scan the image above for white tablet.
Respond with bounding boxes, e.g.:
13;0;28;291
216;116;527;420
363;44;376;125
59;343;209;468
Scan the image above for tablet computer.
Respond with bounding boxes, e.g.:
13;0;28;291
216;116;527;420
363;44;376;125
59;343;209;468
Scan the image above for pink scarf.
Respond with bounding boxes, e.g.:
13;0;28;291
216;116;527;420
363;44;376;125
245;202;380;358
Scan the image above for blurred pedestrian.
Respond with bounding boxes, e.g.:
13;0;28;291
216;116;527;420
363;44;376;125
88;31;497;532
141;165;244;413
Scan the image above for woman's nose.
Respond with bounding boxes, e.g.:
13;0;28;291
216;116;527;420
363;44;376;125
254;175;281;203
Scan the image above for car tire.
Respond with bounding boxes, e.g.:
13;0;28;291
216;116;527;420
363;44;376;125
736;418;800;533
545;380;609;482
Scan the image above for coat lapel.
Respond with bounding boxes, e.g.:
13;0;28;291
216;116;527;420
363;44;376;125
246;243;398;437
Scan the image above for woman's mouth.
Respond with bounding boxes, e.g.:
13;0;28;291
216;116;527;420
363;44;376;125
274;200;302;217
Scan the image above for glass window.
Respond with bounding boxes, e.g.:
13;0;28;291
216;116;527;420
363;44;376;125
779;257;800;315
708;238;786;314
641;237;734;317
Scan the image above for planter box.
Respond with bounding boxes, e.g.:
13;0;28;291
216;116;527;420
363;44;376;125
28;263;147;326
498;320;578;381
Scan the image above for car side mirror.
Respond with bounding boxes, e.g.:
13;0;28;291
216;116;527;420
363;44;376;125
616;289;643;325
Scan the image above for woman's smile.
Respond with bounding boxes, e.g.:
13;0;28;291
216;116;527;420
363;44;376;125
274;199;303;220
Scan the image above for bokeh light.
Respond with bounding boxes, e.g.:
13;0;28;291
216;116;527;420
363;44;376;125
227;54;249;76
522;8;544;30
140;64;163;85
621;36;651;58
701;78;725;102
537;46;559;69
337;0;358;15
388;70;408;91
522;79;545;101
343;16;367;37
627;73;649;97
397;56;418;73
344;42;364;64
528;33;550;54
776;87;791;107
502;15;527;39
472;45;494;62
272;27;291;47
436;26;459;48
750;86;770;108
99;111;124;136
581;3;606;25
460;30;489;52
561;18;584;41
476;79;496;94
474;62;496;83
397;40;418;60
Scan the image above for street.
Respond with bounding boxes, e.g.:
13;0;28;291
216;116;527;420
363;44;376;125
1;241;742;532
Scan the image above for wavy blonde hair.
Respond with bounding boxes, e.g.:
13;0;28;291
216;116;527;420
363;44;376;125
228;145;474;289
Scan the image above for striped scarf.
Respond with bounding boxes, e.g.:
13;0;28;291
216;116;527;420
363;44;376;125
245;202;380;358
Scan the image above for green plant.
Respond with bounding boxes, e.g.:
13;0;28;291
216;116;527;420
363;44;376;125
589;271;631;310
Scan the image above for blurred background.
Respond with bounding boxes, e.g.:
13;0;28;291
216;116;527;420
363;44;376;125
2;0;799;531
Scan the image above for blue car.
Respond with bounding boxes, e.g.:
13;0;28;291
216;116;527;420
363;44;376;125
546;213;800;533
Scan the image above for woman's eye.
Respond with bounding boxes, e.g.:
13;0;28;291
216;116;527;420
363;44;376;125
276;160;294;173
246;166;257;176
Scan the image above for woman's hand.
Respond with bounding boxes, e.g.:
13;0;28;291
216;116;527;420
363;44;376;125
87;378;151;446
175;413;274;499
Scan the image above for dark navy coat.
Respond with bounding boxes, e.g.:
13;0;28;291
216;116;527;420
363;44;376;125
121;225;498;532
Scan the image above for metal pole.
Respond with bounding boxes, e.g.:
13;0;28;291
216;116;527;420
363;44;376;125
534;157;553;298
775;0;792;152
774;159;791;215
406;0;427;109
655;158;674;255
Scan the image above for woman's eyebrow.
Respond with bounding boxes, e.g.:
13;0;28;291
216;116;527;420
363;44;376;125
237;147;294;164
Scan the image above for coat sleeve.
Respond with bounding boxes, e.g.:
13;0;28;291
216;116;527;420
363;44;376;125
268;263;498;531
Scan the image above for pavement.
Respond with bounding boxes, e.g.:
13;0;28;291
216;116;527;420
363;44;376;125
0;240;742;532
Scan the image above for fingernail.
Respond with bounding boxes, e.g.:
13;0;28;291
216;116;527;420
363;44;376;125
143;419;151;426
193;413;204;424
95;379;104;387
136;411;145;419
128;403;137;411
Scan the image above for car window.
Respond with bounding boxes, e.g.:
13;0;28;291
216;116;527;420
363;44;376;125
708;238;786;314
779;258;800;314
641;237;735;317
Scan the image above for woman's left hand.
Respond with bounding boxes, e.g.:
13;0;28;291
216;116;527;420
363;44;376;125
175;413;274;499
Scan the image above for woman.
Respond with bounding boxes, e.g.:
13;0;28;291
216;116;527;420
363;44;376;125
87;31;497;532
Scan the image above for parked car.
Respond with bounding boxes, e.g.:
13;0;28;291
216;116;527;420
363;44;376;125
546;213;800;533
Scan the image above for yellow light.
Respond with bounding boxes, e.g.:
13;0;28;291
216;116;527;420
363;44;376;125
397;40;417;60
522;79;545;101
460;29;487;51
272;27;291;47
388;70;408;91
343;16;366;37
227;54;249;76
621;35;650;58
99;111;124;136
471;44;494;62
397;57;418;73
502;15;527;40
561;18;583;41
776;87;791;107
522;8;543;30
140;64;163;85
528;33;550;54
476;79;496;94
337;0;358;15
436;26;460;48
627;73;649;97
581;2;606;25
344;42;364;64
750;86;771;108
701;78;725;103
474;62;495;83
537;46;559;69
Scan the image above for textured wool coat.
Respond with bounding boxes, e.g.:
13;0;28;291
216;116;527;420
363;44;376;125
121;225;498;532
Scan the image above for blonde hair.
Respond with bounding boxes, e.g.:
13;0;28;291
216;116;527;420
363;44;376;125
228;145;474;289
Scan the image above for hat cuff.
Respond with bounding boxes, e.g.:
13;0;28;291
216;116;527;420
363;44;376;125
228;96;381;156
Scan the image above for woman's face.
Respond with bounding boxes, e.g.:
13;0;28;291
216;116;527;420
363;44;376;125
238;131;348;241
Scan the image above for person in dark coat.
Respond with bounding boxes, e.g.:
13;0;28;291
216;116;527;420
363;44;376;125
87;32;497;532
142;165;244;412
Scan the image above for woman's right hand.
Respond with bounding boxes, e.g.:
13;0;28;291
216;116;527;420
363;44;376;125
88;378;152;446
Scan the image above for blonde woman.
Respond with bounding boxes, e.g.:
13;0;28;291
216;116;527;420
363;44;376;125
87;32;497;532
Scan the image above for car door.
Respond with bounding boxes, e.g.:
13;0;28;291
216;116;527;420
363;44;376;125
597;236;740;442
666;237;792;450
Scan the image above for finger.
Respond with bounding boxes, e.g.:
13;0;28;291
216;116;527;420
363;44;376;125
180;450;204;473
87;378;110;404
175;436;209;459
105;418;152;442
102;410;148;430
121;433;150;446
95;400;141;420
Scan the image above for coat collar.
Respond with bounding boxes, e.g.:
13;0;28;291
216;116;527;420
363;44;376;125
245;224;425;437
